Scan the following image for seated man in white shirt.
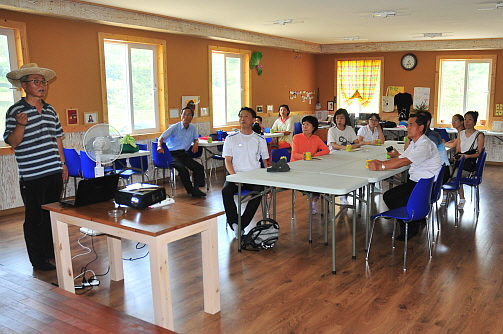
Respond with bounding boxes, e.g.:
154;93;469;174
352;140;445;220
368;113;442;240
221;107;269;239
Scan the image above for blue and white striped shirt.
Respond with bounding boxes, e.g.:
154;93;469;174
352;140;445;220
4;98;64;181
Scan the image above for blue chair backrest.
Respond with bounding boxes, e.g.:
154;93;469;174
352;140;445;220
294;122;302;135
151;141;173;168
407;176;434;221
264;127;271;133
271;147;290;163
63;148;81;178
80;150;96;179
435;128;450;142
431;166;445;203
129;143;148;171
463;151;487;184
451;155;466;187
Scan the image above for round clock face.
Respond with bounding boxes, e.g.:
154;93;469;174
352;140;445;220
401;53;417;71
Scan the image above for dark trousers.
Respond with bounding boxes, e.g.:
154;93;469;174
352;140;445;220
19;173;63;266
383;178;423;236
170;150;205;193
222;181;264;230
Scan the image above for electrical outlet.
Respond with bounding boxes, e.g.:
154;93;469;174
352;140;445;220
82;279;100;287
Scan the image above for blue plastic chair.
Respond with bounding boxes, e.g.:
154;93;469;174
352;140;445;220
270;147;290;163
460;150;487;216
209;145;225;179
430;166;446;237
442;155;466;226
151;141;176;196
80;150;97;179
435;128;451;142
294;122;302;135
367;176;435;271
119;143;149;184
264;127;271;133
63;148;82;198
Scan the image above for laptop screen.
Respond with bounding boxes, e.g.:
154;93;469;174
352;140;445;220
62;174;120;207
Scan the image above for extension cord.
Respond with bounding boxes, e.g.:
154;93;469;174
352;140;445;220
75;279;100;289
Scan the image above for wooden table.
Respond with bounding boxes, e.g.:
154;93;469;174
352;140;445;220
43;201;223;331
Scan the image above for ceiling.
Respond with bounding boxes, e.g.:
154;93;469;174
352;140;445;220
81;0;503;45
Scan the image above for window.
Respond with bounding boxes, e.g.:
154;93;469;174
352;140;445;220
210;47;250;127
437;56;495;125
100;34;165;135
0;24;26;146
336;59;382;117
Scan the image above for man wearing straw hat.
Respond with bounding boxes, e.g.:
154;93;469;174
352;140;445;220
4;63;68;271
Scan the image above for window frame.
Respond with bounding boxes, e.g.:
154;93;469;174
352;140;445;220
209;46;250;129
334;57;384;117
99;33;167;135
0;20;28;149
435;55;496;129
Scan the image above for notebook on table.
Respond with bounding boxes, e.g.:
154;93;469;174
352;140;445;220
60;174;120;207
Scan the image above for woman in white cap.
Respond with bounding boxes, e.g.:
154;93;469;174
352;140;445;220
3;63;68;271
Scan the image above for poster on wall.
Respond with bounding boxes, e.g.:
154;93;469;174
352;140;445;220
182;96;199;117
387;86;404;97
413;87;430;109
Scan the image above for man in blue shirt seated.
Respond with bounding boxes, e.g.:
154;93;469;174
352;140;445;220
157;107;206;197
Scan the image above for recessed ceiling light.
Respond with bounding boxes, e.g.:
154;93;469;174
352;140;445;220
372;11;396;18
423;33;442;38
343;36;360;41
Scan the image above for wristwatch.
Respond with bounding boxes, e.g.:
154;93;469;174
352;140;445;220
381;163;385;170
61;162;67;166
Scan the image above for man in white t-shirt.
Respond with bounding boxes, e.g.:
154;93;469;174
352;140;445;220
222;107;270;238
369;114;442;240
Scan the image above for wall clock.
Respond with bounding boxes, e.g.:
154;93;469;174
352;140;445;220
401;53;417;71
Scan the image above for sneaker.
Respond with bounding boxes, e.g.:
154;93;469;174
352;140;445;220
311;202;317;215
340;196;349;205
458;199;466;209
231;223;243;239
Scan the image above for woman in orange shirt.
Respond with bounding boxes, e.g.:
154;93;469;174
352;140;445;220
291;116;330;214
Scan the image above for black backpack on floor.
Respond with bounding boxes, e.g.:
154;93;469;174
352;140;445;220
242;218;279;251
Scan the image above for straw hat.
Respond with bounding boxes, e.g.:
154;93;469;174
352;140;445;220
6;63;56;87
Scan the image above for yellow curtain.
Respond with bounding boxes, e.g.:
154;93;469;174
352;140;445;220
338;60;380;107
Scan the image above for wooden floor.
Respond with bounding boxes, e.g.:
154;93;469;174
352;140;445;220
1;165;503;333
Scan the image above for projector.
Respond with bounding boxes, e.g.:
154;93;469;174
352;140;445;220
115;183;166;209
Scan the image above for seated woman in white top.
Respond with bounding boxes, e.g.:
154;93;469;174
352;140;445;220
271;104;294;149
444;113;465;148
455;111;485;208
328;108;361;151
357;113;385;145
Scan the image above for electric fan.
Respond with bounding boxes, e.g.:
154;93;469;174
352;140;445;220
83;124;122;177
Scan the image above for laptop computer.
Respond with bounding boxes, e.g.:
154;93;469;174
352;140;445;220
60;174;120;207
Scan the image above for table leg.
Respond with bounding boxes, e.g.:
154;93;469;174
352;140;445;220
148;238;174;331
51;214;75;293
238;182;242;252
331;195;337;275
107;236;124;281
365;184;372;251
200;218;220;314
352;190;357;259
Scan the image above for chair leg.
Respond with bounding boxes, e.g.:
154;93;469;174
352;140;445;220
365;218;377;261
403;223;408;271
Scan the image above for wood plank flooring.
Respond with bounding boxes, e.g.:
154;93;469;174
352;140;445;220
0;165;502;333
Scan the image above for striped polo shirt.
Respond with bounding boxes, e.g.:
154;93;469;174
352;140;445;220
3;98;64;181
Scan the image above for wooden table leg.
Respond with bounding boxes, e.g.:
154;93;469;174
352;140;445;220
107;236;124;281
148;238;174;331
201;217;220;314
51;213;75;293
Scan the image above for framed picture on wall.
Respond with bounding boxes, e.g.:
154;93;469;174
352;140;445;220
327;101;334;111
182;96;199;117
256;105;263;113
200;107;209;116
267;105;274;112
66;109;79;125
84;112;98;125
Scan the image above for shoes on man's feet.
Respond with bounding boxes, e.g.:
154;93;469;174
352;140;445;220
231;223;243;240
191;188;207;197
33;260;56;271
340;196;349;205
457;199;466;209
